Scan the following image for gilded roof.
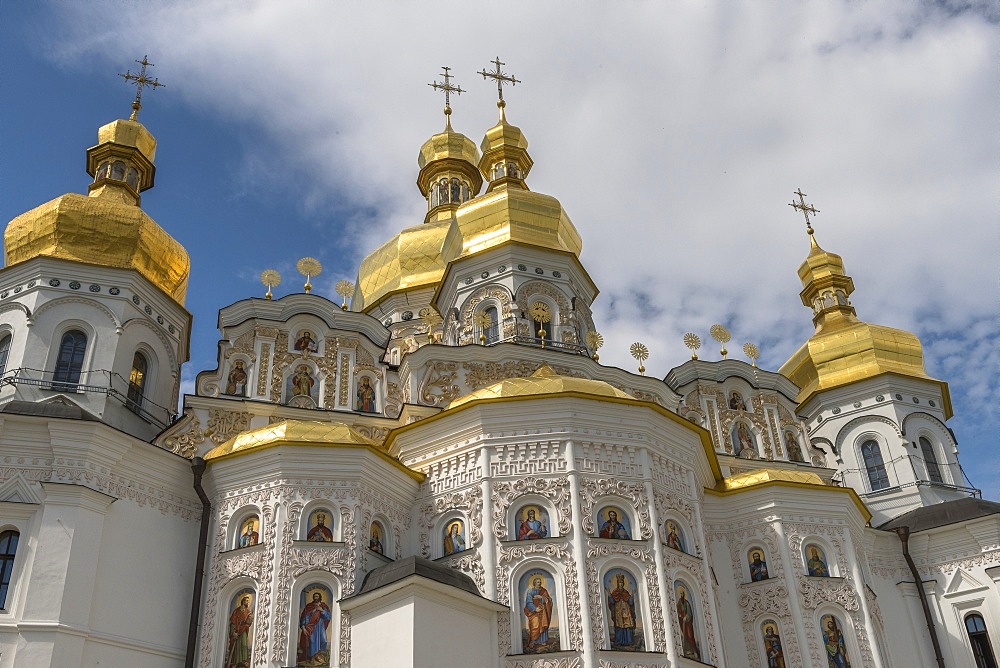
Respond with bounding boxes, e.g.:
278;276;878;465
205;419;379;460
418;124;480;171
96;118;157;162
448;363;632;409
779;233;948;415
447;183;582;262
354;219;457;311
4;189;190;305
717;468;826;491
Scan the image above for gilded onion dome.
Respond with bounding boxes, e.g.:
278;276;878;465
354;113;480;311
447;363;633;409
4;117;190;305
779;231;951;415
444;103;582;263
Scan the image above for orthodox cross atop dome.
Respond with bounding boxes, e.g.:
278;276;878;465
479;57;520;106
789;188;820;235
119;55;165;121
428;66;464;120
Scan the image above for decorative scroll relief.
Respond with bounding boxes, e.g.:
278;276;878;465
516;280;571;325
162;411;205;458
653;492;700;555
463;360;584;390
784;520;851;580
272;497;356;665
799;578;859;611
269;331;291;402
418;361;460;406
598;662;665;668
459;285;515;342
574;442;642;478
199;498;278;668
586;541;666;652
351;424;390;444
225;329;257;364
419;450;481;496
737;582;802;667
256;343;271;396
707;521;784;581
419;486;483;558
495;541;585;653
442;550;487;593
580;478;653;540
207;409;252;445
492;477;573;540
338;353;350;406
506;658;582;668
385;381;403;418
664;565;720;667
491;441;567;477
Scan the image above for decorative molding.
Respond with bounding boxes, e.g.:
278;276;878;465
493;477;573;540
579;478;652;540
585;541;665;652
418;361;460;406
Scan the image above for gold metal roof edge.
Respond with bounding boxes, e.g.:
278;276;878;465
704;478;872;524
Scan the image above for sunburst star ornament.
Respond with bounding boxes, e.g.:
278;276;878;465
630;342;649;375
296;257;322;294
683;333;701;360
260;269;281;301
710;324;731;359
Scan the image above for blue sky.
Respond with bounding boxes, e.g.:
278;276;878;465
2;1;997;496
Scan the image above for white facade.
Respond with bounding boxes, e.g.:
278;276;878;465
0;100;997;668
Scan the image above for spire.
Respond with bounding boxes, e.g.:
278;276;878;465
119;55;164;121
788;190;857;328
477;58;532;192
417;67;482;222
428;66;464;131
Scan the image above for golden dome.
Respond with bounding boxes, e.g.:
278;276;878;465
416;116;483;207
354;219;460;311
446;182;582;261
4;116;189;305
5;191;190;305
205;419;379;460
779;232;950;415
448;363;633;409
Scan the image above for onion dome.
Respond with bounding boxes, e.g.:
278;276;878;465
205;419;378;459
447;363;633;409
353;219;460;311
779;231;951;415
444;103;582;263
354;113;479;312
4;116;190;305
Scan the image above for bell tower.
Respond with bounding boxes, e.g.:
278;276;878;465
1;58;191;440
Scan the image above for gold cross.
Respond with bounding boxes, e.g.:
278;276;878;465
479;57;520;103
789;188;820;234
428;66;464;114
119;55;165;120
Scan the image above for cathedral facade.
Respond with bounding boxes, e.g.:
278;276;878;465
0;80;997;668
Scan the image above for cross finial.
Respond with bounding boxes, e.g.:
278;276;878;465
428;66;465;121
479;57;520;107
789;188;820;235
119;55;165;121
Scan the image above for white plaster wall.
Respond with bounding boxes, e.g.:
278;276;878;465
350;597;415;668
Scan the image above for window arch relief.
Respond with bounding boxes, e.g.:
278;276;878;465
605;568;644;651
442;517;467;556
674;579;703;661
760;619;787;667
747;547;770;582
53;329;87;390
0;530;19;609
820;613;852;667
596;504;633;539
966;613;998;668
305;508;335;542
513;503;551;541
664;519;689;554
919;436;944;483
861;439;890;491
296;582;334;667
225;588;256;667
518;569;560;654
126;351;148;413
0;334;11;378
236;514;261;549
804;543;831;577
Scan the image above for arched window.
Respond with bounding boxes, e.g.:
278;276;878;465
111;160;126;180
125;167;140;190
484;306;500;344
785;431;804;463
0;530;19;609
861;440;890;491
52;330;87;391
966;613;998;668
95;161;111;181
919;436;943;483
450;178;461;203
0;334;11;378
127;351;148;413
